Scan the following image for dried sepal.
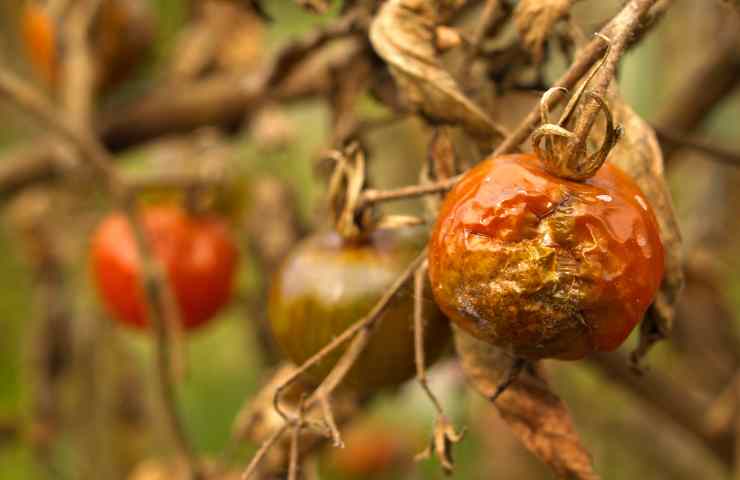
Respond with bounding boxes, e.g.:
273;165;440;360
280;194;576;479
453;327;599;480
369;0;509;141
515;0;576;63
414;415;465;475
325;143;369;240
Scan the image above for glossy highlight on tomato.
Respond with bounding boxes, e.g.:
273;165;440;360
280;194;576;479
428;154;664;360
91;205;238;331
269;229;450;393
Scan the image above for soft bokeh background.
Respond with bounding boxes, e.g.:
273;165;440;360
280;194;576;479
1;1;739;479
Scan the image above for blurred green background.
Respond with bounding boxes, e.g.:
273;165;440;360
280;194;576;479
1;1;739;479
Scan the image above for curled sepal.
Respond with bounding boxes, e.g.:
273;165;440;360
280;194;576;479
415;415;465;475
532;90;621;181
326;143;370;241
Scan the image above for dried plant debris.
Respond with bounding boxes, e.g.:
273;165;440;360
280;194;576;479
515;0;576;63
369;0;508;142
415;414;465;475
454;327;600;480
607;91;683;364
232;365;360;476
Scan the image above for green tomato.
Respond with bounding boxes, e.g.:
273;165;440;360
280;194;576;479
269;229;450;394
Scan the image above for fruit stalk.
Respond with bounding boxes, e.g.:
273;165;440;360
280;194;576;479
563;0;662;175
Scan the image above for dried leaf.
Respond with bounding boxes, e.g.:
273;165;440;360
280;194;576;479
515;0;575;63
369;0;508;141
607;91;684;363
453;327;600;480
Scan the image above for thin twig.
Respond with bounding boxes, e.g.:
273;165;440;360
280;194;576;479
655;128;740;167
241;424;290;480
288;396;307;480
357;179;460;209
414;260;443;414
563;0;660;171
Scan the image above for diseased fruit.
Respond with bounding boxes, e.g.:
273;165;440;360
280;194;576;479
91;205;238;331
269;229;450;393
21;0;155;90
428;154;664;360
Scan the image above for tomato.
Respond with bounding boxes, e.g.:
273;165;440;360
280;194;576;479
428;154;664;360
329;422;414;478
268;229;450;393
91;205;238;331
21;0;154;91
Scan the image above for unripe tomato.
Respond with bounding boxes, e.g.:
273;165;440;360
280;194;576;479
269;229;450;393
21;0;154;91
91;205;238;331
428;154;664;360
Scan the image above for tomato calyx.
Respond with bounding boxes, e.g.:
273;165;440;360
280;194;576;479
326;143;423;245
530;34;623;182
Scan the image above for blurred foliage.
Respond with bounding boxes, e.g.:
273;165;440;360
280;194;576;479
0;0;739;479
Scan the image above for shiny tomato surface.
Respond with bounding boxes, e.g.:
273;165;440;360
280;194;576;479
428;154;664;360
269;229;450;393
91;205;238;331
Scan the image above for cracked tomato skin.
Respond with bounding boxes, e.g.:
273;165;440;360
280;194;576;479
91;205;238;331
269;229;450;393
428;154;664;360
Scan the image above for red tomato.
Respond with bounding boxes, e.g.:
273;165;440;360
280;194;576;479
91;205;238;331
428;154;664;360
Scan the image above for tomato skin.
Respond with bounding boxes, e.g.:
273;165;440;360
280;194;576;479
91;205;238;331
428;154;664;360
269;229;450;393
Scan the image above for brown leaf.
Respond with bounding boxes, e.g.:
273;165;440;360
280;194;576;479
515;0;575;63
453;327;600;480
369;0;508;141
607;91;684;363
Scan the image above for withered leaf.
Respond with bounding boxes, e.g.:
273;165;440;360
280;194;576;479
515;0;576;63
607;91;684;363
454;327;600;480
369;0;508;141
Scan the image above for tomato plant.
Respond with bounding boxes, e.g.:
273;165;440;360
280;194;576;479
91;204;238;331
